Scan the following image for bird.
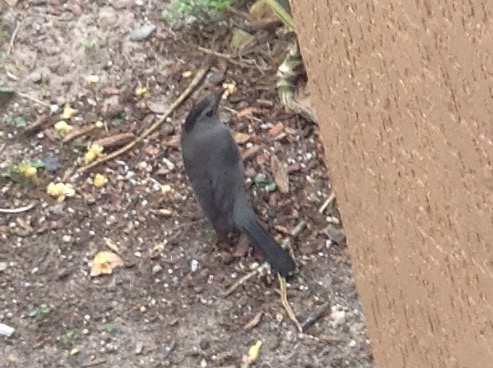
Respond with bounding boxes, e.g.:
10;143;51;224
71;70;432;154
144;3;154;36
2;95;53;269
180;90;296;277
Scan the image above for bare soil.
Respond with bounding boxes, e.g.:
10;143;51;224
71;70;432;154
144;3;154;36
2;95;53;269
0;1;373;367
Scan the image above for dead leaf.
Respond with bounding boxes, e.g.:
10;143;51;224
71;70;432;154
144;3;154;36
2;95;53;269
233;235;250;257
146;99;168;114
237;107;267;118
273;225;292;236
243;312;263;331
270;155;289;193
230;28;255;50
234;132;251;144
242;145;261;161
90;251;124;277
268;122;284;137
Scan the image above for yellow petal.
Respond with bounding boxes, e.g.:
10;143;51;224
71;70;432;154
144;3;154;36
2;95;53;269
93;173;108;187
234;132;251;144
84;150;97;164
95;120;104;128
222;81;237;98
135;86;149;97
85;144;104;164
161;184;174;195
85;75;100;86
61;105;78;120
247;340;263;364
46;182;75;202
24;166;38;178
182;70;193;78
54;120;73;135
90;251;125;277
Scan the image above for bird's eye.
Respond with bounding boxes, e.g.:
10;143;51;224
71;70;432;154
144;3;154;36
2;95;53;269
206;109;214;118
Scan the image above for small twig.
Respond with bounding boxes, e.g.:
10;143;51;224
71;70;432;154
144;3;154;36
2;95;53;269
16;92;50;108
196;45;232;59
23;115;51;135
278;274;302;332
195;45;269;71
163;339;177;359
8;21;20;54
224;264;269;296
224;220;306;296
62;125;97;143
300;302;331;332
77;62;211;173
0;202;36;214
318;192;336;214
81;358;106;367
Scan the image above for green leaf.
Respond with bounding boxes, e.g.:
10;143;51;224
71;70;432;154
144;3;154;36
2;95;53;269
13;116;27;128
265;182;277;192
254;173;267;184
102;323;117;333
29;304;50;318
31;160;46;169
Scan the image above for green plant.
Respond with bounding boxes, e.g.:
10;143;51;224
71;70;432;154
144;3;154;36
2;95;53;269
60;331;77;346
164;0;233;22
28;304;51;318
12;116;27;128
102;323;117;333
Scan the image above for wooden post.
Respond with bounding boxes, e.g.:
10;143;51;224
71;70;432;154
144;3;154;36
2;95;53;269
291;1;493;367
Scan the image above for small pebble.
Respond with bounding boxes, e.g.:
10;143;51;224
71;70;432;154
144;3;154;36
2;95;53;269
152;264;163;274
0;261;8;272
0;323;15;337
190;259;199;272
130;24;156;41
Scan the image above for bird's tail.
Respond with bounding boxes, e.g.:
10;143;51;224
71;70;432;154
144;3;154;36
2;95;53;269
233;197;296;276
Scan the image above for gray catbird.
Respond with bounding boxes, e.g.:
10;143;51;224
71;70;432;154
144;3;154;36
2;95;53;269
181;91;296;276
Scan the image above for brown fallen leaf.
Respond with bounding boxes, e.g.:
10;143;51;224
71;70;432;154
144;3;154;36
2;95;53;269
268;122;284;137
243;312;263;331
234;132;251;144
274;225;292;236
242;145;261;161
93;132;136;149
233;235;250;258
90;251;124;277
270;155;289;193
236;106;267;118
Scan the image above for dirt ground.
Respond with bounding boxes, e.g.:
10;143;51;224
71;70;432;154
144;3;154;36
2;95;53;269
0;1;373;367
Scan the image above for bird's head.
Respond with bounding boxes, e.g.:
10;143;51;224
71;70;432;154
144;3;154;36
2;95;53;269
183;89;224;133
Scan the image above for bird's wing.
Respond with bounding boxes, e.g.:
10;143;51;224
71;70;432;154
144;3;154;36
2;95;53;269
183;126;243;227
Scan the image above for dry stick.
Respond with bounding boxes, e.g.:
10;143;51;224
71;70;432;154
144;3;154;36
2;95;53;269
318;192;335;214
77;62;211;173
16;92;51;108
62;125;97;143
224;220;307;296
278;273;303;332
8;21;20;54
300;301;331;332
0;202;36;214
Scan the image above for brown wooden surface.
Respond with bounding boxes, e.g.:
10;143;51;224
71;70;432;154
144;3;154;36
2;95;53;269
291;1;493;367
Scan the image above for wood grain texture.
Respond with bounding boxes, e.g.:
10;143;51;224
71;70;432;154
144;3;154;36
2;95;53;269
291;1;493;367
